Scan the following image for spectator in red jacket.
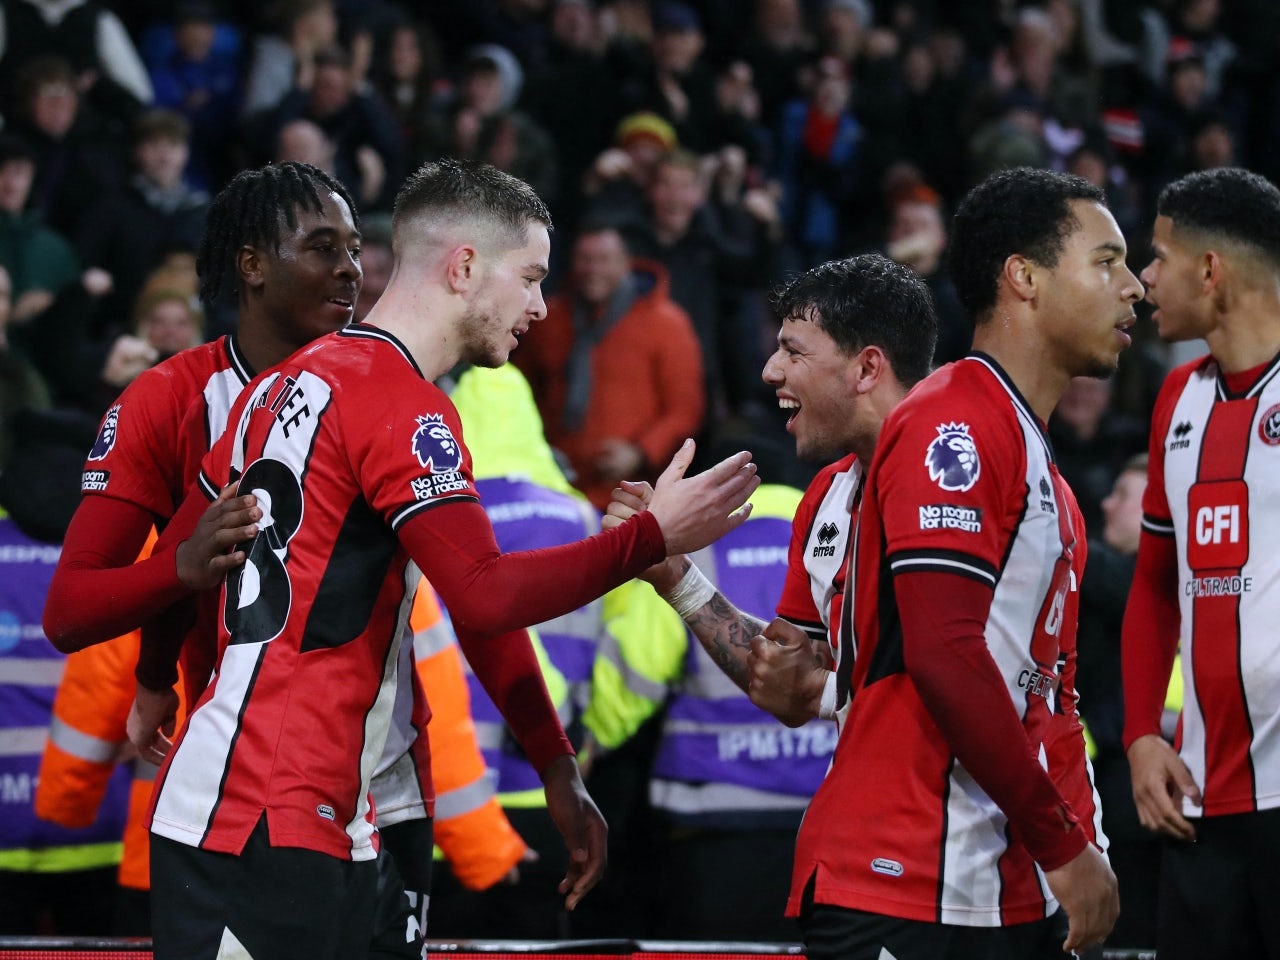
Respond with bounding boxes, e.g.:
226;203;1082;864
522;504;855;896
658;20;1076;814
515;222;704;510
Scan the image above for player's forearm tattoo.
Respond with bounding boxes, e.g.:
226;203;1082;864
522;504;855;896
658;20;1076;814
685;591;767;692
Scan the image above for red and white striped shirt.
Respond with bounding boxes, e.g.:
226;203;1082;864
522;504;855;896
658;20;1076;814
1125;352;1280;817
789;355;1099;927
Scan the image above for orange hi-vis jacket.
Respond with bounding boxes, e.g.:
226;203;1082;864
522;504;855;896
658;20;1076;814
411;584;527;889
35;623;187;891
35;530;173;891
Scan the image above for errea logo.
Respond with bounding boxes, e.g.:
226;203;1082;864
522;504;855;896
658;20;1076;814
811;522;840;558
1038;476;1056;514
1169;421;1194;451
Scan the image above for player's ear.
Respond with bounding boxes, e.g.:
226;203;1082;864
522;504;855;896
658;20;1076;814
238;244;265;292
1202;249;1223;292
445;244;478;294
852;344;887;395
1003;253;1036;303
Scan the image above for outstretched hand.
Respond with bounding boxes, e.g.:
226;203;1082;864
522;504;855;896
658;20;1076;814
747;618;829;727
542;755;608;910
605;480;688;593
647;440;758;556
175;483;260;590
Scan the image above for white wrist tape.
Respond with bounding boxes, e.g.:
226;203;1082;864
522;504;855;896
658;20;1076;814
662;563;717;620
818;670;839;721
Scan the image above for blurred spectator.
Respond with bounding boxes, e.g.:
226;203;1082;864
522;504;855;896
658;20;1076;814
1045;0;1093;82
818;0;872;69
1139;0;1236;101
581;111;678;223
966;89;1048;182
274;117;336;171
353;212;392;323
1066;137;1142;245
1139;41;1218;207
135;248;199;302
367;16;447;164
255;45;404;210
891;38;966;204
1075;454;1161;951
73;109;208;329
421;0;554;79
419;44;558;208
776;54;861;268
883;181;968;366
1187;110;1236;171
0;134;80;330
5;56;129;239
513;223;705;510
1240;16;1280;187
0;133;154;413
1048;375;1148;537
240;0;338;116
1005;4;1094;131
144;0;244;190
738;0;812;129
961;10;1092;177
522;0;620;226
619;2;719;154
605;147;780;429
598;0;653;54
131;288;202;362
0;0;153;123
0;264;51;471
710;60;774;174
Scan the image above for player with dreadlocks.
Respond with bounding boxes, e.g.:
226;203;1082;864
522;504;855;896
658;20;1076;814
38;162;435;950
46;160;361;658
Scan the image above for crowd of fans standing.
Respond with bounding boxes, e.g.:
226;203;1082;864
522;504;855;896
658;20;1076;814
3;0;1279;491
2;0;1277;947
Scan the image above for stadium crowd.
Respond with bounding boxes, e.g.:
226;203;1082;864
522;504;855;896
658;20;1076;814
3;0;1280;953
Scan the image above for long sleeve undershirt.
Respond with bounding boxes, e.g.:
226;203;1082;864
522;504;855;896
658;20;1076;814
44;495;184;652
896;568;1088;871
119;487;667;766
397;500;666;771
1120;530;1181;751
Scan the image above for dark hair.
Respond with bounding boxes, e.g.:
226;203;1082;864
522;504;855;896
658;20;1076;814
133;108;191;146
1157;167;1280;265
770;253;938;387
1122;452;1148;475
197;161;358;305
392;157;552;249
948;167;1105;323
14;56;76;112
573;218;629;254
0;133;35;167
313;45;352;71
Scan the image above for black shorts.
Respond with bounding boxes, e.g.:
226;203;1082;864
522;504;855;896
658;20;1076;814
1157;806;1280;960
149;816;379;960
801;897;1075;960
370;818;433;959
